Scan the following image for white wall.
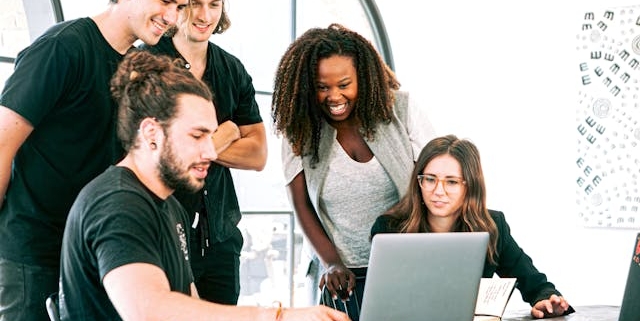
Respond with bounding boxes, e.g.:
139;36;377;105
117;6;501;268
375;0;640;311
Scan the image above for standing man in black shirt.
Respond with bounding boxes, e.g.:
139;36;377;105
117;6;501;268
0;0;187;320
142;0;267;304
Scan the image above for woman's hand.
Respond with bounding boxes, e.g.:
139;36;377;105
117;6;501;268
319;262;356;300
530;294;570;318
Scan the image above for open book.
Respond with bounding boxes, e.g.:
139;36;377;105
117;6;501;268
473;278;517;321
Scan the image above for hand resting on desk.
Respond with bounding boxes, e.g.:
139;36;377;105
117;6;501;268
531;294;572;319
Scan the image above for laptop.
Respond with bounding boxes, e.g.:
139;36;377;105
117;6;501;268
619;232;640;321
359;232;490;321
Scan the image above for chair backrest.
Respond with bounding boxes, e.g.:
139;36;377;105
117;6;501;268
45;292;61;321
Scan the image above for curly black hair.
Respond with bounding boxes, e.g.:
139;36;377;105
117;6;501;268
271;23;400;166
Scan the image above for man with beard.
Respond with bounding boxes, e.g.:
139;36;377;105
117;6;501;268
57;50;348;321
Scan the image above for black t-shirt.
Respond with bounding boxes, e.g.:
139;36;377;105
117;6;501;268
141;37;262;244
0;18;125;266
59;166;193;320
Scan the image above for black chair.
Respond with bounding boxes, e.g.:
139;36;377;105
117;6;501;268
45;292;61;321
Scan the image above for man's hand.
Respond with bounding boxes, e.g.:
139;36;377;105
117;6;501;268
212;120;241;154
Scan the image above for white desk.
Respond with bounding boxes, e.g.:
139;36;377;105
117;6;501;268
502;305;621;321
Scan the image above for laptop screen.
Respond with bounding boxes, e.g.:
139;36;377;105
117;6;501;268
359;232;489;321
619;232;640;321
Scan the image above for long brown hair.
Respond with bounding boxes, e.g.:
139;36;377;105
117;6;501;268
271;23;399;166
384;135;499;264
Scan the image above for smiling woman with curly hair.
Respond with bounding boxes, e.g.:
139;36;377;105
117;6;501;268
271;23;436;312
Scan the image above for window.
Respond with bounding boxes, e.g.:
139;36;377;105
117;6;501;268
0;0;29;88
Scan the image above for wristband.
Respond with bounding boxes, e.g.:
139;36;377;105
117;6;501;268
273;301;284;321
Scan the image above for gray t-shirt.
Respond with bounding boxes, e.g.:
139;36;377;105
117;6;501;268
318;142;398;267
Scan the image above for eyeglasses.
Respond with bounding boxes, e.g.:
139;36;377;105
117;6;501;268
417;174;466;194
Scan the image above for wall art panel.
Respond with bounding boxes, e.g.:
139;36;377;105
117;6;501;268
576;5;640;228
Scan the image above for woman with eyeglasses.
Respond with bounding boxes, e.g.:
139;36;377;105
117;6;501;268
371;134;574;319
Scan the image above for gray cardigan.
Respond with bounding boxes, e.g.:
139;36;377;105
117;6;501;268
282;91;432;207
281;90;435;303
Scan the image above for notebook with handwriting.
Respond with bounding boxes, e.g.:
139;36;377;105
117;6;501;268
473;278;516;321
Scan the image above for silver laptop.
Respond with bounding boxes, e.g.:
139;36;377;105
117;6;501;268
359;232;489;321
